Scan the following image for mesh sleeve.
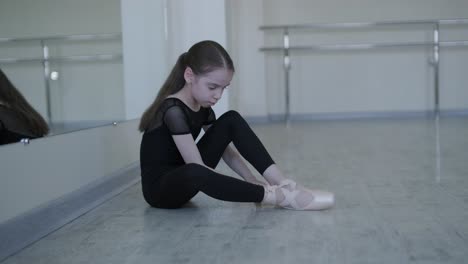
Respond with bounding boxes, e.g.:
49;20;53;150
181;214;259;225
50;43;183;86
163;105;191;135
204;108;216;125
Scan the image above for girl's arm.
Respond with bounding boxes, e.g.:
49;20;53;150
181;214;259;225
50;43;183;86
172;134;217;172
221;143;267;186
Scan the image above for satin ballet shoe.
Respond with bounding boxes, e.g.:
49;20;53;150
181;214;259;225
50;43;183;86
277;179;335;210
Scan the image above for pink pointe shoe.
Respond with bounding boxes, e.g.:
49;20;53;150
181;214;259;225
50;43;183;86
276;179;335;210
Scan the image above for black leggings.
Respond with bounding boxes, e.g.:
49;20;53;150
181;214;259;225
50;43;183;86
149;110;275;209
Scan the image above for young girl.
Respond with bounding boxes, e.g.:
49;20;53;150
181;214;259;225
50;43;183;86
139;40;334;210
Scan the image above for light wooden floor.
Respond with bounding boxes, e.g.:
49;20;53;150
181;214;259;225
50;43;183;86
3;117;468;264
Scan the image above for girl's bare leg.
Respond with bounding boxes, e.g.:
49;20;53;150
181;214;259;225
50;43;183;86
262;164;287;185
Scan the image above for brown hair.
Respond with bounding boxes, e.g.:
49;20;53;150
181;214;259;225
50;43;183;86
138;40;234;132
0;68;49;136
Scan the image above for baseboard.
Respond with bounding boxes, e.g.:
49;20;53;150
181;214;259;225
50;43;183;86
0;162;141;262
440;109;468;117
245;109;468;124
244;115;271;124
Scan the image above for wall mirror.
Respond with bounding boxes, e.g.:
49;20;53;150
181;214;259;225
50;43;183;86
0;0;125;145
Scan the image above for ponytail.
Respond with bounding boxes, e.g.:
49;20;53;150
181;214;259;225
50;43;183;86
138;53;187;132
0;69;49;136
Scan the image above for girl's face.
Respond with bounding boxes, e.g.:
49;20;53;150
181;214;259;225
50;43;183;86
189;68;233;108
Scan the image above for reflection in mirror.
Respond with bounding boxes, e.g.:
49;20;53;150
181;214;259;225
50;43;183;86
0;69;49;145
0;0;124;145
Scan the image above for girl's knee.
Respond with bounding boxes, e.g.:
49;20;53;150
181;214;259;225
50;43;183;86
224;110;241;119
218;110;243;123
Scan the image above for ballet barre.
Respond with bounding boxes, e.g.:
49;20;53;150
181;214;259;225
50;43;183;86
259;18;468;122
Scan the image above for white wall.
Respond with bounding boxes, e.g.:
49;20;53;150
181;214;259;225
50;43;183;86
0;120;141;223
226;0;268;117
167;0;229;116
262;0;468;24
227;0;468;118
121;0;169;120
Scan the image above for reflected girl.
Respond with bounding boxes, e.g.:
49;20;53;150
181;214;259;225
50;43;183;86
0;68;49;145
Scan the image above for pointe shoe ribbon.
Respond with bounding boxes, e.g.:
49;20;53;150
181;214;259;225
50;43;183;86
278;179;297;190
277;179;335;210
277;179;310;210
